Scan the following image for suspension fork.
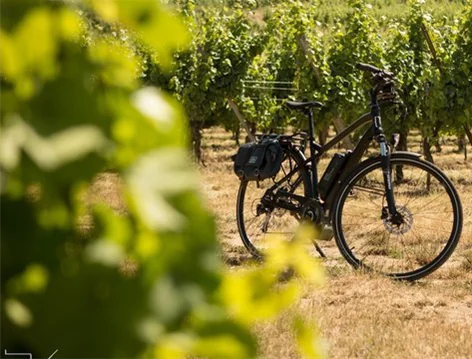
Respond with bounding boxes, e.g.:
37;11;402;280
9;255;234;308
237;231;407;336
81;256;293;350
371;95;397;217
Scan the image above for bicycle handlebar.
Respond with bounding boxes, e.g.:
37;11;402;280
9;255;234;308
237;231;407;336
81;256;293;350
356;62;382;73
356;62;395;78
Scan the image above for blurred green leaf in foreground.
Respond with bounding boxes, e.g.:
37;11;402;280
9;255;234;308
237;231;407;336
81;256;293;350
0;0;326;358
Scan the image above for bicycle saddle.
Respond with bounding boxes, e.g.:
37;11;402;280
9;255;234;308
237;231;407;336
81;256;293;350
286;101;324;111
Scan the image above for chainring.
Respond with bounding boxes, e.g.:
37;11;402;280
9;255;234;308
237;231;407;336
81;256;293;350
301;199;324;225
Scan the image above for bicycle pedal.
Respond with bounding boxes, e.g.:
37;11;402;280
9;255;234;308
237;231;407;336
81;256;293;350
318;225;334;241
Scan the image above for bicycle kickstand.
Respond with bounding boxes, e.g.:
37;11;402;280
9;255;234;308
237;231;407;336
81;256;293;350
314;242;327;258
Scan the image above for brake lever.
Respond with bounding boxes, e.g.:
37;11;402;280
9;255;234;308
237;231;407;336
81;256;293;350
380;70;395;79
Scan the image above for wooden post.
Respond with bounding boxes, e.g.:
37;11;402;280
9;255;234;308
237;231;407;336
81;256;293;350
332;116;354;149
422;23;472;150
421;23;443;76
296;34;321;82
297;35;354;149
227;98;256;143
464;124;472;152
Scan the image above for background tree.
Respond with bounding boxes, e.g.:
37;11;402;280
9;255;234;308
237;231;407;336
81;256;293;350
146;2;263;160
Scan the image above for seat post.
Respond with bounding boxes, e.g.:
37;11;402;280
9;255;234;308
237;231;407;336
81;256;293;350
306;108;316;158
305;108;319;198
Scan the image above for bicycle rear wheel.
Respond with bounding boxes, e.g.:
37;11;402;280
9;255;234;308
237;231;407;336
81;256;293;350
236;148;312;259
332;154;463;280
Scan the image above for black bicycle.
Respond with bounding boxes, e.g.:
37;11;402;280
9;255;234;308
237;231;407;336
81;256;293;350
236;63;463;281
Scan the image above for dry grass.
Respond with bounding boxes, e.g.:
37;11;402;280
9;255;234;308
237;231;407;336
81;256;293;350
198;126;472;359
88;125;472;358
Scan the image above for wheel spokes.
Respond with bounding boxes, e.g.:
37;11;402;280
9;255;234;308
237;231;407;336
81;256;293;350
339;159;457;277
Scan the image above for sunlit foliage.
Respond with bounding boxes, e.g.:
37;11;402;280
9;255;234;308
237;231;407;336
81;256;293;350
0;0;325;358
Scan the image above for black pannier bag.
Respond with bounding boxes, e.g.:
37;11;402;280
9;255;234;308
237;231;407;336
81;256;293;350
232;136;284;181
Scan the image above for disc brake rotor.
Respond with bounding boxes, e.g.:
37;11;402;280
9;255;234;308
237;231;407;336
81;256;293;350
383;206;413;235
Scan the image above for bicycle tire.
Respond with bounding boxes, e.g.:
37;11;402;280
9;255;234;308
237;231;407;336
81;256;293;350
332;154;463;280
236;147;313;259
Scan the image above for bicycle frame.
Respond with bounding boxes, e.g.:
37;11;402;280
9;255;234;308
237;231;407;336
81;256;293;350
266;78;402;223
316;113;375;212
238;64;463;279
269;112;373;216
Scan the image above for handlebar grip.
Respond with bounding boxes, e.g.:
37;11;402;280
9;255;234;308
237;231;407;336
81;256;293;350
356;62;382;73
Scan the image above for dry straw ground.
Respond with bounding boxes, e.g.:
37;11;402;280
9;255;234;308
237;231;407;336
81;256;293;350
89;126;472;358
199;126;472;359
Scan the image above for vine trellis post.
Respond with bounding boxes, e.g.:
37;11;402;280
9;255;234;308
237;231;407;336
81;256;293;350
297;34;354;149
228;98;256;143
421;22;472;150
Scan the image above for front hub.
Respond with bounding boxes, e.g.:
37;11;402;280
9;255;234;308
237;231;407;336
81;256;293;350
382;205;413;235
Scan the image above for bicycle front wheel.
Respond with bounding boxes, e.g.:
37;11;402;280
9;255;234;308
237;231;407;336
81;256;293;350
332;154;463;280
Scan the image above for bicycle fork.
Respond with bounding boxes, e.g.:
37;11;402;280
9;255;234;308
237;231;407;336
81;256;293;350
372;103;398;220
